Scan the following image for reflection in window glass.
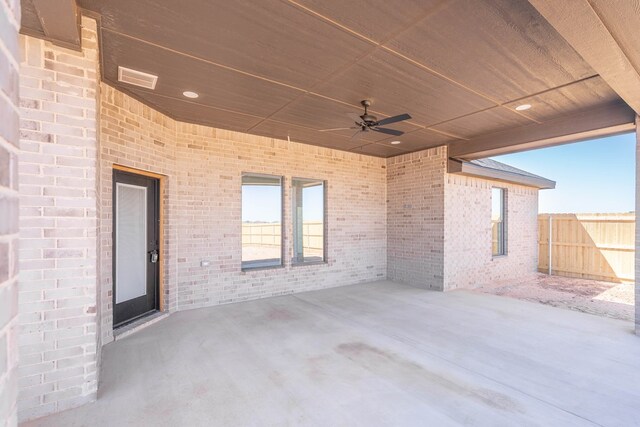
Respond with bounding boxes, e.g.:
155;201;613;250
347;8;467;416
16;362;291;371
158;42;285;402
241;174;282;269
491;187;506;256
292;179;325;264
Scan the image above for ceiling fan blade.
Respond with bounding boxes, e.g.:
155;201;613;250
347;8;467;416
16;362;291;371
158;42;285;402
372;127;404;136
350;129;362;139
375;113;412;127
319;127;357;132
347;112;364;123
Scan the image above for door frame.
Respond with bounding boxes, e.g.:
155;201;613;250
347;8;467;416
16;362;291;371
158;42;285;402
112;164;165;314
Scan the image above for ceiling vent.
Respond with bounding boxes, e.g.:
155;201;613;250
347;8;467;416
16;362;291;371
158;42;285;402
117;66;158;90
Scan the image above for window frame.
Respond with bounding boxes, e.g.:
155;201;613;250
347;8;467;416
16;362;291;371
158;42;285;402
240;172;285;271
491;187;507;257
291;177;327;266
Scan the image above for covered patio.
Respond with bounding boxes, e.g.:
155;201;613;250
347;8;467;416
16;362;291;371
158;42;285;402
25;281;640;426
1;0;640;425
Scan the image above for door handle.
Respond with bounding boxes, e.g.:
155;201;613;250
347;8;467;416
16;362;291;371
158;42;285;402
149;250;159;263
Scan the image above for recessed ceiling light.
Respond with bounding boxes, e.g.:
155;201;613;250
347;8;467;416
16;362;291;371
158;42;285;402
515;104;531;111
183;91;199;99
390;140;402;145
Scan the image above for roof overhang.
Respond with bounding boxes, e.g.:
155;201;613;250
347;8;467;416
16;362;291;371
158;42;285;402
447;158;556;190
21;0;81;50
448;101;636;160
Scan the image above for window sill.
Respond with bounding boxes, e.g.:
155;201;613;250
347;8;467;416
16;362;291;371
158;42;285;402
491;254;508;260
241;264;284;272
291;260;328;268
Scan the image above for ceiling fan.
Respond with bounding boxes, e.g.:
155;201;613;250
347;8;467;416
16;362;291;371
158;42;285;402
320;100;411;138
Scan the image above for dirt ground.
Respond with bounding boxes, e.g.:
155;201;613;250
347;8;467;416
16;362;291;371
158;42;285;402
471;273;635;322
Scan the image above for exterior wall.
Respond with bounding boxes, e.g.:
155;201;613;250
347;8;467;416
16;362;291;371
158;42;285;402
386;146;539;292
387;147;446;290
98;86;177;344
443;174;539;290
17;18;99;421
0;0;21;425
99;84;387;343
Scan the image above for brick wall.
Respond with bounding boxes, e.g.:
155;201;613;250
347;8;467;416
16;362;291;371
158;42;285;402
0;0;20;425
17;18;99;421
99;84;387;343
444;174;539;290
386;147;539;292
386;147;446;290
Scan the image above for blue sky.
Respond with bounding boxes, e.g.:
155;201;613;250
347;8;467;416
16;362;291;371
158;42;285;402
491;132;636;214
242;184;323;222
242;186;281;222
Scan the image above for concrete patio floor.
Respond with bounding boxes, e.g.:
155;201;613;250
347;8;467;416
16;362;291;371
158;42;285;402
25;281;640;427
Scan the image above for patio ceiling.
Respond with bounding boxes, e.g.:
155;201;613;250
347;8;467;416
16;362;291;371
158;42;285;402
20;0;639;158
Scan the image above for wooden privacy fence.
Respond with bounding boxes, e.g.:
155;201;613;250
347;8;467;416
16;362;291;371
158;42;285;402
242;222;323;250
538;213;635;283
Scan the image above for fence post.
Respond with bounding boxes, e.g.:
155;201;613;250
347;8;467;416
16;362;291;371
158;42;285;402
548;214;553;275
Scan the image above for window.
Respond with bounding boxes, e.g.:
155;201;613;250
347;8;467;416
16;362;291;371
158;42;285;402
491;187;506;256
241;174;283;269
292;178;325;264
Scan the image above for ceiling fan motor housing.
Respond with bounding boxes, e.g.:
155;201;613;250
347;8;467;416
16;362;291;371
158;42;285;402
361;114;378;125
